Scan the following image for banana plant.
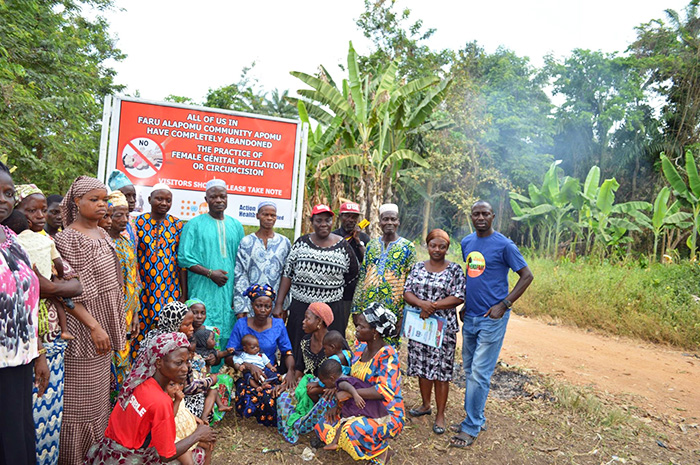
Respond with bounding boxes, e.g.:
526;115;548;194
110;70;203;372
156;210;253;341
661;151;700;259
291;41;450;233
629;186;692;261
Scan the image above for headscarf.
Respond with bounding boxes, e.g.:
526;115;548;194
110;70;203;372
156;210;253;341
186;298;205;309
61;176;107;227
257;200;277;212
308;301;334;327
158;300;190;333
118;332;190;408
15;184;43;204
194;327;216;359
379;203;399;216
426;228;450;246
108;169;133;190
363;302;397;338
243;283;276;303
205;178;226;191
107;190;128;208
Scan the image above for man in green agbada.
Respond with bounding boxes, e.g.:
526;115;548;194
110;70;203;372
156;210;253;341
178;179;244;352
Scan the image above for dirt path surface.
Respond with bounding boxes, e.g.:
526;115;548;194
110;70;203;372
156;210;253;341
495;314;700;421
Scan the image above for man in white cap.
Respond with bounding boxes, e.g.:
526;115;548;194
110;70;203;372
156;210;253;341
332;201;370;334
132;182;187;358
178;179;244;355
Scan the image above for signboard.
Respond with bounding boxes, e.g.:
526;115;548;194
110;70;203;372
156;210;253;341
99;96;305;229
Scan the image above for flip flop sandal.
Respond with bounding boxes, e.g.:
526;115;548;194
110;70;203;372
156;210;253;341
449;434;476;448
408;407;432;417
433;424;446;435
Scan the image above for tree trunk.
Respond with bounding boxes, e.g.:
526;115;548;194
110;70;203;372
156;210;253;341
421;178;433;240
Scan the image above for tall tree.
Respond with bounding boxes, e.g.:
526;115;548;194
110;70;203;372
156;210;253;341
629;0;700;158
0;0;124;193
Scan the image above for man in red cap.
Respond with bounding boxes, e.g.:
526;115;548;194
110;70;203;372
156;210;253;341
333;201;370;333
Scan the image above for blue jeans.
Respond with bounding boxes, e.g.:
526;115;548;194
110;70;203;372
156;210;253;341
459;311;510;437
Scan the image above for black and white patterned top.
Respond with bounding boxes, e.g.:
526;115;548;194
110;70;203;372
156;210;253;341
295;335;327;376
283;234;359;304
404;261;466;333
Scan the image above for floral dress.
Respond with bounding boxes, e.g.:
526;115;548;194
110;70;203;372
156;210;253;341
404;261;465;381
315;341;404;462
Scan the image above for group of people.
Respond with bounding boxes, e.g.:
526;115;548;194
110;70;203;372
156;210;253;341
0;163;533;465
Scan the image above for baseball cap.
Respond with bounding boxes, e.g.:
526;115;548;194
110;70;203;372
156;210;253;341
339;202;361;214
311;204;334;216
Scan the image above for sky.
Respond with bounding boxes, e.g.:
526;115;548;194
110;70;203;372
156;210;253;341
104;0;690;104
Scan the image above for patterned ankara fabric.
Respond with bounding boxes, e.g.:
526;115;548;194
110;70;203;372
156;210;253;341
54;227;126;464
112;232;141;402
315;341;404;460
0;226;40;368
233;233;291;315
134;213;184;359
352;237;416;346
178;213;245;351
136;301;190;360
32;339;67;465
404;261;465;382
60;176;106;228
277;389;334;444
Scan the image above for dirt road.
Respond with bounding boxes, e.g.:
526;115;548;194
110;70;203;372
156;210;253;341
480;314;700;421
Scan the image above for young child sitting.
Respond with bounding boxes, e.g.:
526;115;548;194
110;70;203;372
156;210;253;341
195;327;234;367
190;332;233;423
166;381;212;465
317;359;388;451
231;334;278;389
323;330;352;375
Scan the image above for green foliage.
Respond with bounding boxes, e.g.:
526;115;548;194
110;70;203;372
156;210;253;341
660;151;700;259
517;257;700;349
0;0;124;193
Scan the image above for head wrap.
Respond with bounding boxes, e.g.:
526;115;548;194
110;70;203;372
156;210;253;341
205;178;226;191
186;298;205;309
257;200;277;212
15;184;43;204
107;190;128;208
363;302;397;338
194;327;217;359
308;302;334;327
379;203;399;216
151;182;171;193
243;283;276;303
158;300;191;333
118;332;190;408
61;176;107;227
426;228;450;246
107;169;133;191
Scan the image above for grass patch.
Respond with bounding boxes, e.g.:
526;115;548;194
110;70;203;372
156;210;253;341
514;257;700;349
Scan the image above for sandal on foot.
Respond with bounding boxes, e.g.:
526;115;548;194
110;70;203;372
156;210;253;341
449;423;461;434
449;434;476;448
433;424;446;435
408;407;432;417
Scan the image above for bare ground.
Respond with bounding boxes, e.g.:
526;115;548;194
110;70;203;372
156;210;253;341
210;314;700;464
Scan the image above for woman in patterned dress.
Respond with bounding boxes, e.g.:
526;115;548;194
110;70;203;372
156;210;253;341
273;204;358;351
84;332;217;464
403;229;465;434
352;204;416;347
0;163;50;465
315;303;404;464
106;191;141;402
134;184;185;360
53;176;127;464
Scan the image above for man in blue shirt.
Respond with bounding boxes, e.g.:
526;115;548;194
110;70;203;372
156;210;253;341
451;201;534;448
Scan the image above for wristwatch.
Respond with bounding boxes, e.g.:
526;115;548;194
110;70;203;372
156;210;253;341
502;299;512;308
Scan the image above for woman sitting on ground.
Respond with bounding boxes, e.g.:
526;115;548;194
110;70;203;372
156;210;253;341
225;284;296;426
314;303;405;465
85;332;217;464
277;302;337;444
